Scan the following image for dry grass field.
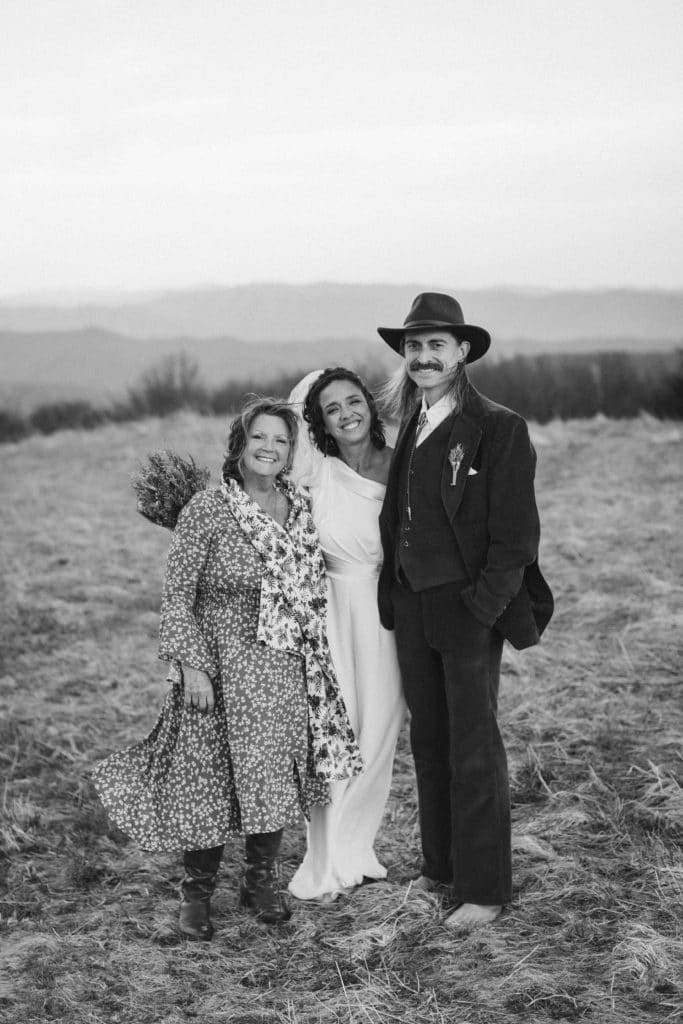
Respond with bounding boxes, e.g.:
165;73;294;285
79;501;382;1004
1;412;681;1024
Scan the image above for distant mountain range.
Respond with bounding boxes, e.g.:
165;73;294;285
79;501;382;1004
1;284;680;410
2;282;682;342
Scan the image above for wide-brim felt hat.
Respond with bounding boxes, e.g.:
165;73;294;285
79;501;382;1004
378;292;491;363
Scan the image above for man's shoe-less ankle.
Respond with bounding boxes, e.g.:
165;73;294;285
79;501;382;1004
444;903;502;929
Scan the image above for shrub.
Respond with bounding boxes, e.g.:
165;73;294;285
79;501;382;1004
29;401;105;435
207;371;306;415
469;350;681;422
0;409;30;443
650;350;683;418
126;353;208;417
3;347;682;446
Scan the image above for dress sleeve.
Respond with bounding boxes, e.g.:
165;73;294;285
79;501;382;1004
158;492;219;676
288;370;326;488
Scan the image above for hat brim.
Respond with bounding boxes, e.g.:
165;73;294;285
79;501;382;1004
377;322;491;363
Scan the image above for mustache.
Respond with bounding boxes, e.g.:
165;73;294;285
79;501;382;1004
410;360;444;372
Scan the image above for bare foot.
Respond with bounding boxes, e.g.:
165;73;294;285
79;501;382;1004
444;903;502;929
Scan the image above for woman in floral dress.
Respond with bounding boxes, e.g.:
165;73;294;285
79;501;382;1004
92;397;362;939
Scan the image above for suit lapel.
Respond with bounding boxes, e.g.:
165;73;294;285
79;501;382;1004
441;388;485;521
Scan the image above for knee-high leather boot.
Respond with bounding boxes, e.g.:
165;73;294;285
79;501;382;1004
179;844;224;940
239;830;291;925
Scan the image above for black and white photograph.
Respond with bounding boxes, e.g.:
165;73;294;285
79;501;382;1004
1;2;681;1022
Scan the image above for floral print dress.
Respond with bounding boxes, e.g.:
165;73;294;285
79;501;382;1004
92;486;356;852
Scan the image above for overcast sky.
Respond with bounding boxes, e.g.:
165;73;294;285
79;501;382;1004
1;0;681;298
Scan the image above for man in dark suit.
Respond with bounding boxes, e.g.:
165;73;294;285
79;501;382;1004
377;292;553;928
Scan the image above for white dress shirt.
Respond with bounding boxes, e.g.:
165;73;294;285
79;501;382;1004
415;392;458;447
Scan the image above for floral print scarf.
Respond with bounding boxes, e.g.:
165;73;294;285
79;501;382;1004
220;478;363;786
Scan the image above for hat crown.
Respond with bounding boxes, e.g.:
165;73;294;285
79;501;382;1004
404;292;466;329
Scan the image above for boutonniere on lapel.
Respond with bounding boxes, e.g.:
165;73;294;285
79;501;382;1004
448;444;465;486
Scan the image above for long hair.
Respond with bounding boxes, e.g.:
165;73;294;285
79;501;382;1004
303;367;386;456
376;336;470;423
222;396;299;484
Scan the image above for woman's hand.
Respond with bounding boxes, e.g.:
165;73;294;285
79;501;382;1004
182;666;215;713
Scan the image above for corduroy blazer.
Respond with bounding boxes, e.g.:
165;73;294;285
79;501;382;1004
378;383;554;651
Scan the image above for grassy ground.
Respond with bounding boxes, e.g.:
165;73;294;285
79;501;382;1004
1;412;681;1024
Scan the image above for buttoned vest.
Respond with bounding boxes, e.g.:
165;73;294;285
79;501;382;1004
396;414;468;591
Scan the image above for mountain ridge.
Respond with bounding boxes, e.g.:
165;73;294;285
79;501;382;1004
1;283;681;343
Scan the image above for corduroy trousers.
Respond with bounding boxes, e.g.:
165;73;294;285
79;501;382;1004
391;580;512;906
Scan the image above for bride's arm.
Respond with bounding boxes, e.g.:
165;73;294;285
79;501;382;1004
288;370;326;488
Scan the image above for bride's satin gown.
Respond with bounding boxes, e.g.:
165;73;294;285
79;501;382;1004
288;453;406;899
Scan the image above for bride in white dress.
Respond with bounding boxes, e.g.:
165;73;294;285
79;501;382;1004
288;368;406;902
